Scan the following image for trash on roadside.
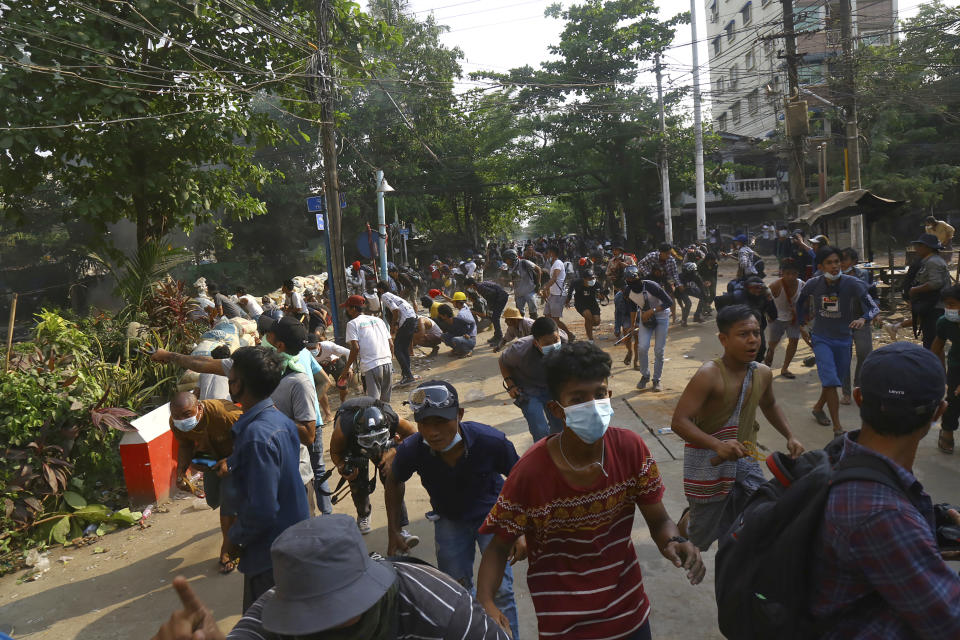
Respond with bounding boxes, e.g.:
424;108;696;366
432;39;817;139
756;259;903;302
655;427;673;435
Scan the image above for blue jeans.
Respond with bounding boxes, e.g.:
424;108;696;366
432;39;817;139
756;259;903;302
444;335;476;355
434;516;519;640
520;389;564;441
515;291;538;318
637;315;669;382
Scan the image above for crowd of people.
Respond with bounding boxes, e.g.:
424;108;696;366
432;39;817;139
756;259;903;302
150;224;960;640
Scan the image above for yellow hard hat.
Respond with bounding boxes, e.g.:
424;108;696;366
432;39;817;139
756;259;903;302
452;291;468;302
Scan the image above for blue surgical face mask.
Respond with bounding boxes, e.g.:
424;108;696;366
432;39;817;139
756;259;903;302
539;340;562;355
946;308;960;322
173;414;199;432
440;430;463;452
563;398;614;444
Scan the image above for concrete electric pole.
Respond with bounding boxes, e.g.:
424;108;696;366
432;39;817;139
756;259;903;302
689;0;707;241
655;55;673;244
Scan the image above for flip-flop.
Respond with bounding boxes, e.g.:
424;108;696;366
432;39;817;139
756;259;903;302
780;371;796;379
812;409;832;426
832;429;845;438
938;430;955;454
218;558;237;574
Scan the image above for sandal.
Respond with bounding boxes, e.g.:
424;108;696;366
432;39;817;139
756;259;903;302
218;557;238;574
812;409;832;426
832;429;845;438
938;429;955;454
780;370;796;379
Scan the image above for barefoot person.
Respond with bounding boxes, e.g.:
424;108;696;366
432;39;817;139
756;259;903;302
671;305;804;550
763;258;810;378
479;342;704;640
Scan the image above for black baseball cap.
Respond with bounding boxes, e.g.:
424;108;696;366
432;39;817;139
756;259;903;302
410;380;460;422
912;233;942;250
264;315;308;353
860;342;945;410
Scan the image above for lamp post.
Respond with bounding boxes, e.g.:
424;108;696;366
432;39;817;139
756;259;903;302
376;170;394;281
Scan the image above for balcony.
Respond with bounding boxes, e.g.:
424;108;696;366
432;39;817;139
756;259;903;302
681;177;782;205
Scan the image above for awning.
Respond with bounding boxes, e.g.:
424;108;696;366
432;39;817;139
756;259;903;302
798;189;904;226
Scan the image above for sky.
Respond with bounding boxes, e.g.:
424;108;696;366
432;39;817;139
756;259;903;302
402;0;924;114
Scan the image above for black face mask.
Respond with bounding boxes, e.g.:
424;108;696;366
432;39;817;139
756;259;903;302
281;582;398;640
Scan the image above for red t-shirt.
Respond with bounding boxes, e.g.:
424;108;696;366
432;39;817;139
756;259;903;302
480;427;665;639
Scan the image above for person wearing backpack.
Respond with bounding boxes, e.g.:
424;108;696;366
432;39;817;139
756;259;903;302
671;304;804;551
713;342;960;640
732;234;764;279
809;342;960;638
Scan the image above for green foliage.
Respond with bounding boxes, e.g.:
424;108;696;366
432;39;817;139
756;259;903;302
852;1;960;213
89;240;192;319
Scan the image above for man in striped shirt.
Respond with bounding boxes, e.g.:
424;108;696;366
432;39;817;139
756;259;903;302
477;342;704;640
150;515;509;640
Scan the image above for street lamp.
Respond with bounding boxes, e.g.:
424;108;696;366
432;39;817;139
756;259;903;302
376;170;394;281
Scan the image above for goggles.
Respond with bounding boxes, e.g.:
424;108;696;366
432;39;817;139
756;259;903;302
357;427;390;450
408;385;456;414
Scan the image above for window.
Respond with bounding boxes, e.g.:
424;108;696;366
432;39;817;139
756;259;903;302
712;36;722;56
795;6;824;32
861;31;891;47
718;113;728;132
715;76;725;94
729;64;739;89
732;100;742;123
710;0;719;23
764;39;775;58
725;20;736;43
748;89;759;114
798;63;823;85
741;2;752;25
745;48;756;69
762;0;772;6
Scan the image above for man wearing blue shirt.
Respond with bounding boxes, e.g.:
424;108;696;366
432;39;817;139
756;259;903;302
436;303;477;356
222;347;309;612
797;246;879;437
384;380;523;640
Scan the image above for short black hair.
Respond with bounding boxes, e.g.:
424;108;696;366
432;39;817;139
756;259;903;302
717;304;760;333
376;280;390;291
207;282;219;295
420;295;433;309
283;279;295;290
230;346;284;399
210;345;231;359
658;242;673;253
531;316;558;339
815;245;840;266
437;303;454;318
235;286;247;296
464;277;476;286
926;215;937;224
544;341;612;399
942;284;960;302
546;244;560;256
780;257;800;273
841;247;859;263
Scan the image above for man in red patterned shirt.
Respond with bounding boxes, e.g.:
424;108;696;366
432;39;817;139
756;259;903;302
477;342;704;640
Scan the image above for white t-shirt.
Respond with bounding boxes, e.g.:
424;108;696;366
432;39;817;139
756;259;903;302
238;295;264;318
464;261;477;277
380;292;416;324
285;291;309;314
345;314;393;373
549;259;566;296
316;340;350;364
422;317;442;338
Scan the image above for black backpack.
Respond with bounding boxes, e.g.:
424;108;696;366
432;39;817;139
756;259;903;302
750;250;766;278
714;437;924;639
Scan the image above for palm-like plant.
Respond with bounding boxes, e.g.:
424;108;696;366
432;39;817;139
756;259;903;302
89;240;191;320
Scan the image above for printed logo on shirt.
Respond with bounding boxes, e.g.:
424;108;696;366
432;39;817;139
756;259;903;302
820;294;840;318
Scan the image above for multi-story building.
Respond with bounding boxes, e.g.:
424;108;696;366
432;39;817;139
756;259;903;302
705;0;898;140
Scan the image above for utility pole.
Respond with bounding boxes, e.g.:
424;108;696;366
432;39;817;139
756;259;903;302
313;0;348;341
840;0;865;255
780;0;809;217
655;55;673;244
689;0;706;241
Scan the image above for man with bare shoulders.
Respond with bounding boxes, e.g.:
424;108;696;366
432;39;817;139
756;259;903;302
672;304;804;551
763;258;813;378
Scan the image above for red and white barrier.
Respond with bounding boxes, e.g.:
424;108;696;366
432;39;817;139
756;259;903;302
119;403;179;506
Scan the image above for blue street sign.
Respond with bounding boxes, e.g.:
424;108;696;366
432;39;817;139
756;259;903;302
399;228;410;238
306;195;348;213
316;214;325;231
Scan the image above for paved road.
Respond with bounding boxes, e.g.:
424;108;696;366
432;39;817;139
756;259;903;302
2;289;957;639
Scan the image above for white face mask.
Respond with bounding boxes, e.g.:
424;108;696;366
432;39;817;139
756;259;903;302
823;270;841;281
309;347;320;356
945;309;960;322
173;413;199;431
564;398;614;444
587;279;597;287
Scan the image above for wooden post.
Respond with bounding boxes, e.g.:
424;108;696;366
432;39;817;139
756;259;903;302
4;293;18;372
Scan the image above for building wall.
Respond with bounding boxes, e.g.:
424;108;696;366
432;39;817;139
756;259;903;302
705;0;896;140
